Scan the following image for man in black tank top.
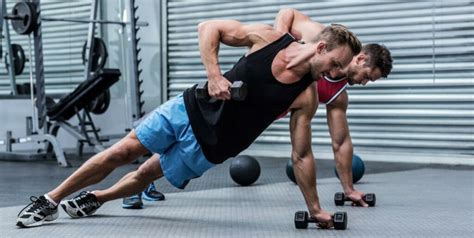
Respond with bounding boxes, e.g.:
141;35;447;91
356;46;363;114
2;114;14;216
16;19;361;228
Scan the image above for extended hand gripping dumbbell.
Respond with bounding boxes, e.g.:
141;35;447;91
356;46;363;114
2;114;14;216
334;192;376;207
294;211;347;230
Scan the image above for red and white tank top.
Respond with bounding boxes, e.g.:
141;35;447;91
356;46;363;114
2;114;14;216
317;75;348;104
276;75;348;120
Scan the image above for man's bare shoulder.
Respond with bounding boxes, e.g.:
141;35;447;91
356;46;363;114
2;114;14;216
247;24;285;44
328;90;349;110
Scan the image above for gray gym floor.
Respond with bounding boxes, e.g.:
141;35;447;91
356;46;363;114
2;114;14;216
0;155;473;237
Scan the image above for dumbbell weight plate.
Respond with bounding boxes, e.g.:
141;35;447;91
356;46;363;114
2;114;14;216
294;211;309;229
334;192;345;206
333;212;347;230
230;81;248;101
364;193;376;207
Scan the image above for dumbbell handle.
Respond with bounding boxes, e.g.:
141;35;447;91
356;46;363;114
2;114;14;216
308;212;347;229
335;192;376;207
306;215;337;223
340;193;375;201
196;81;247;101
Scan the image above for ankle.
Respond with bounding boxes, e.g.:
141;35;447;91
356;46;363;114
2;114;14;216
91;191;106;203
44;194;59;206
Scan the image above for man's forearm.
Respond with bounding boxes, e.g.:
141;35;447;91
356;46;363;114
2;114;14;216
274;8;295;33
334;143;355;193
292;154;321;215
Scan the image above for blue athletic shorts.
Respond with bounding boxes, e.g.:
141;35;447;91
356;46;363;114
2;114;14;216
134;94;215;189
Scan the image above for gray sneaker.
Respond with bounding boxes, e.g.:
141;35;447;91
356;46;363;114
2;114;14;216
61;191;102;218
16;196;59;228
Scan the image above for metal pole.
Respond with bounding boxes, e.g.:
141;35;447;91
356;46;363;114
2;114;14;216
161;0;168;103
41;16;148;27
84;0;98;80
27;35;38;133
125;0;143;125
2;0;17;95
118;0;132;129
32;0;47;130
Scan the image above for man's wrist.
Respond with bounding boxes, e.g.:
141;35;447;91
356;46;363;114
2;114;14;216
309;203;322;215
343;186;355;194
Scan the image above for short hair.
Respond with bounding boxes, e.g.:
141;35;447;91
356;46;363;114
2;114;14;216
312;24;361;55
362;44;393;78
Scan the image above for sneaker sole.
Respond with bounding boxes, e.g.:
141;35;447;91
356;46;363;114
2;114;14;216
142;193;165;201
16;219;44;228
16;211;58;228
121;204;144;209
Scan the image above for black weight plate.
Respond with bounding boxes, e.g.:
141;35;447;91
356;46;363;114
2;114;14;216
87;89;111;115
11;2;37;35
11;44;26;75
82;37;108;73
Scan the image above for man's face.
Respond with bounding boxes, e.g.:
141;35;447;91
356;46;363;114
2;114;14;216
309;43;353;79
346;64;382;85
329;54;383;85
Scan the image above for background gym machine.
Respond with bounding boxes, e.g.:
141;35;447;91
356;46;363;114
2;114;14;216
0;0;147;167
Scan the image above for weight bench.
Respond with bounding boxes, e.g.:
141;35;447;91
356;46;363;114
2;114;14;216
47;68;121;155
48;68;121;121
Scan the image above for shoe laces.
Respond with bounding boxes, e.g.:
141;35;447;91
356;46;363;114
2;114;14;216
147;183;157;193
18;196;51;216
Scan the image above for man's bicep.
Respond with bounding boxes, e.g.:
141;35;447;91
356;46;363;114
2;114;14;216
199;20;256;47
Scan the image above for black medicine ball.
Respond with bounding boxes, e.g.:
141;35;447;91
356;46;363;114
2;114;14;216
229;155;261;186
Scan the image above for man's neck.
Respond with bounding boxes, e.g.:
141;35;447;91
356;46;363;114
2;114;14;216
284;42;316;74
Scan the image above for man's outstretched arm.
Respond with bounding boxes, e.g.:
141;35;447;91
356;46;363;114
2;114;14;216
326;92;368;207
289;85;334;224
274;8;324;42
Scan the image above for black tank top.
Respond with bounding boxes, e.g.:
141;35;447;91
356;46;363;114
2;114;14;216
183;33;314;164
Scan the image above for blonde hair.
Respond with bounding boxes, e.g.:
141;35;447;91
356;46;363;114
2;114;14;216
311;24;361;55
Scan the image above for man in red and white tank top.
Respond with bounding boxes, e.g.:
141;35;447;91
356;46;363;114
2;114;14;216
275;8;393;207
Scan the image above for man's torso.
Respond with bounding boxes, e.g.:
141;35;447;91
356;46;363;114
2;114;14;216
184;31;315;164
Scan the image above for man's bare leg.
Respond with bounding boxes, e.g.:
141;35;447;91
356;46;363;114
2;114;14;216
47;131;149;203
94;154;164;203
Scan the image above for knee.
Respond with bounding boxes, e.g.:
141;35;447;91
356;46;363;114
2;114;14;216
103;146;134;166
136;159;163;182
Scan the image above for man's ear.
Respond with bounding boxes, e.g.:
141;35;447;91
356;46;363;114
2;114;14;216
316;42;327;54
356;53;367;65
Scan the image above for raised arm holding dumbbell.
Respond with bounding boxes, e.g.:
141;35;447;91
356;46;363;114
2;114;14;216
198;22;234;101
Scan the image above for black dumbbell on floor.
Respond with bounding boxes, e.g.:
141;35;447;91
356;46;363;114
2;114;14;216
195;81;248;101
294;211;347;230
334;192;376;207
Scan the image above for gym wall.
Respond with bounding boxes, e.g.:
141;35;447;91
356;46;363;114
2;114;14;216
164;1;474;162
